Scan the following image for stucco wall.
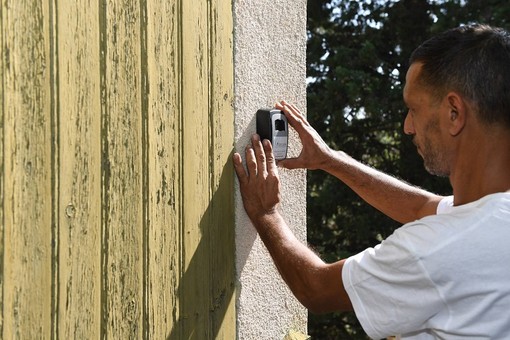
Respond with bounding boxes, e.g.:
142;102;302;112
233;1;308;339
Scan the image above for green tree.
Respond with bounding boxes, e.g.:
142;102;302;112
306;0;510;338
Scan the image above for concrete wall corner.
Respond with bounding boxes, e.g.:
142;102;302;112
233;1;308;339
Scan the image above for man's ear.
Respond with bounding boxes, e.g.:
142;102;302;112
446;92;466;136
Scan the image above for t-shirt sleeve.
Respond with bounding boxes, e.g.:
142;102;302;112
436;195;454;214
341;223;446;339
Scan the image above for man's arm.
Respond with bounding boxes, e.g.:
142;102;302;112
233;135;352;313
275;101;444;224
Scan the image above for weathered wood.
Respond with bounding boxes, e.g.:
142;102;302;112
101;0;144;338
56;0;102;338
208;0;236;337
1;0;236;338
145;0;182;338
0;9;4;337
180;0;212;337
1;0;53;338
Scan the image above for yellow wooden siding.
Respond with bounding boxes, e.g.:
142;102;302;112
2;1;53;338
0;0;235;338
146;0;182;338
57;0;102;338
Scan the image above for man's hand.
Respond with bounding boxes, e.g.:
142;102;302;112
275;100;333;171
233;134;281;223
234;133;353;314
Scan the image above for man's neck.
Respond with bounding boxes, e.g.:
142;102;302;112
450;127;510;206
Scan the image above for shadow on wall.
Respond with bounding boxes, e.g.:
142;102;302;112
234;113;260;274
167;157;237;339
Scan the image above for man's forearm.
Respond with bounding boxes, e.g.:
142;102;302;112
252;211;352;314
275;101;442;223
322;150;443;224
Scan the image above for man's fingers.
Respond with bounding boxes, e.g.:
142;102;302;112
236;135;272;182
280;100;309;126
251;134;267;177
263;139;278;177
245;143;257;177
285;102;311;128
276;101;310;136
233;152;248;184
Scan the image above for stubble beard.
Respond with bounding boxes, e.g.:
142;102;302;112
415;119;451;177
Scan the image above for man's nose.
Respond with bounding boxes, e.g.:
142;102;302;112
403;112;415;135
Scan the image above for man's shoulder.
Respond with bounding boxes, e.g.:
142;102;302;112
393;192;510;254
431;192;510;218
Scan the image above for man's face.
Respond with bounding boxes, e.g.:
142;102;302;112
403;63;451;177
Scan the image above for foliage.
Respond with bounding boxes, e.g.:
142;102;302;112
306;0;510;338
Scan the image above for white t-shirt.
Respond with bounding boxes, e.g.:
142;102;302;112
342;193;510;339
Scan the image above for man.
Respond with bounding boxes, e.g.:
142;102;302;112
233;24;510;339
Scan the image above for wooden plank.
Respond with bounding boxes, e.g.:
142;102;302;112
56;0;102;338
0;4;4;338
180;0;212;338
101;0;144;338
207;0;236;337
145;0;182;338
1;0;53;338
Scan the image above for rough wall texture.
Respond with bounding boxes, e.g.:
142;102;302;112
233;0;308;339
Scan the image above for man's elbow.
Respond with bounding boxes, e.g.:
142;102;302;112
301;293;353;315
295;265;353;314
305;299;335;315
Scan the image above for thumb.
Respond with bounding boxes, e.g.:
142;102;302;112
277;157;301;170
